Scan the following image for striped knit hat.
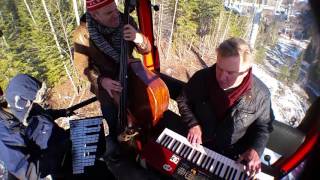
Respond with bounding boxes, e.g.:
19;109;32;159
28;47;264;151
86;0;114;11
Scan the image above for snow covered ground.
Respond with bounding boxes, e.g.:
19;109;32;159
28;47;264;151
254;36;310;127
253;65;309;127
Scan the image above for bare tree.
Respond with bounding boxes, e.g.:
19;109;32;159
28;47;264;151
57;1;79;94
41;0;63;56
72;0;80;25
157;0;164;54
23;0;37;26
42;0;78;95
157;0;163;54
56;1;73;63
212;11;224;49
221;11;232;43
205;20;217;62
0;12;9;48
166;0;178;60
242;14;254;40
63;62;78;95
1;35;9;48
83;0;86;13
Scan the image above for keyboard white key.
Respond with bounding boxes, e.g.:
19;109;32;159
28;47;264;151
196;153;205;166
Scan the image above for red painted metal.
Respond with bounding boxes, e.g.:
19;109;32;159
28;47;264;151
136;0;160;72
280;128;319;173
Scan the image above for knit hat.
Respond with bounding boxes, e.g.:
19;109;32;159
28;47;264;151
86;0;114;11
5;74;46;125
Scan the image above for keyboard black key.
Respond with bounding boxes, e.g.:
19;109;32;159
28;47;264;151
213;161;220;175
164;136;173;147
217;163;224;177
231;168;237;180
192;151;201;163
227;168;234;180
205;157;213;170
201;155;209;168
185;147;192;158
172;141;181;152
183;146;190;158
207;158;214;170
168;139;176;150
179;144;187;156
188;149;196;160
223;166;230;178
239;172;244;180
160;135;168;145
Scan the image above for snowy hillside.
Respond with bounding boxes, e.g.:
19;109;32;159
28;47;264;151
254;36;310;127
253;65;309;127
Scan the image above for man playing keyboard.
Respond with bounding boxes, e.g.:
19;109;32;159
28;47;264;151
177;37;274;178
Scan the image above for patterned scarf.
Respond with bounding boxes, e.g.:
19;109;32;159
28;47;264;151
86;13;123;63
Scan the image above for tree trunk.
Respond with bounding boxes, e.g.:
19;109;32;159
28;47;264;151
165;0;178;61
188;36;194;52
23;0;37;26
0;12;8;48
1;36;9;48
83;0;86;13
57;1;80;94
242;15;253;40
64;62;79;95
221;11;232;43
57;1;73;61
212;11;223;49
200;36;207;60
72;0;80;25
207;20;217;62
41;0;63;57
157;0;163;53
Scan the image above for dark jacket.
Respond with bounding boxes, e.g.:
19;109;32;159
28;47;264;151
177;66;274;157
73;14;151;106
0;111;39;180
0;74;69;179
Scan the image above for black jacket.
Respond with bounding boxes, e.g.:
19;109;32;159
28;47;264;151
177;66;274;157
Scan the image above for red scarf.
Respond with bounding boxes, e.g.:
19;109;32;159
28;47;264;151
208;65;252;121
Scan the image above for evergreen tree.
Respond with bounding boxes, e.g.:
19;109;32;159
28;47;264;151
0;0;78;88
0;0;36;87
195;0;222;38
175;0;198;42
228;14;249;38
289;52;303;85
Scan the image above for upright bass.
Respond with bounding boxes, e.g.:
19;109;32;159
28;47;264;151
117;0;169;144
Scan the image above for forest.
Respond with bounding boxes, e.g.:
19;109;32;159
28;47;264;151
0;0;256;87
0;0;319;105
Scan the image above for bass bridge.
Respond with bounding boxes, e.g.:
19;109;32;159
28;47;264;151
118;127;140;142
